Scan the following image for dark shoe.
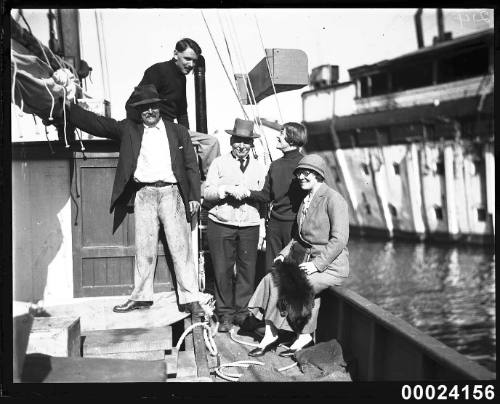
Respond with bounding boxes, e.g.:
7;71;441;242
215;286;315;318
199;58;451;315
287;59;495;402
248;339;280;357
238;314;265;332
182;301;205;317
218;318;233;333
278;340;314;358
112;300;153;313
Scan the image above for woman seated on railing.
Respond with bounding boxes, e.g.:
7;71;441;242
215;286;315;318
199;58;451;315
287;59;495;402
246;154;350;358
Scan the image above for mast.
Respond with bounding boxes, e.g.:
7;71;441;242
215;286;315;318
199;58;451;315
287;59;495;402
194;55;208;134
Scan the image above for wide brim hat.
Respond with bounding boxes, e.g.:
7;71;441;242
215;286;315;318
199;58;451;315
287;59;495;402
128;84;165;107
294;154;327;179
225;118;260;138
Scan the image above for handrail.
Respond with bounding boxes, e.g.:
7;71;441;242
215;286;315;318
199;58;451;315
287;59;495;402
325;286;495;380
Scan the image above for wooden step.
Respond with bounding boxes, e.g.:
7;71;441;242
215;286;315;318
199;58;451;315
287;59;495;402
176;350;197;378
21;353;166;382
27;316;81;357
165;348;178;378
82;326;172;360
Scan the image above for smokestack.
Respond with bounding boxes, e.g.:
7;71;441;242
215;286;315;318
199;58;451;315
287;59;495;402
437;8;445;42
414;8;424;49
194;55;207;134
433;8;452;44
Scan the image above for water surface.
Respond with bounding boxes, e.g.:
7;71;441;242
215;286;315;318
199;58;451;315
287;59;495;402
344;237;496;373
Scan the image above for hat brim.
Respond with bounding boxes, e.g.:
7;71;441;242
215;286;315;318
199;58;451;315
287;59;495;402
294;163;325;178
225;129;261;138
130;98;164;107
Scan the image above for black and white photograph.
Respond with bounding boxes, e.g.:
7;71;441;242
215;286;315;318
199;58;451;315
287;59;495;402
2;3;496;399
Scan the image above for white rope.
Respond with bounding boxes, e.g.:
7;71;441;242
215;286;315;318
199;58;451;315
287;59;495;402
215;367;239;382
75;128;86;152
277;362;298;372
34;37;53;69
254;13;283;124
225;12;271;164
229;328;259;347
201;10;249;120
214;360;265;382
11;52;18;105
203;327;218;356
41;78;55;121
175;321;218;356
62;87;69;148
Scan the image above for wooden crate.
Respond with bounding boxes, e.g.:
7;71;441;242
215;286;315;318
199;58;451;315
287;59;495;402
26;316;81;357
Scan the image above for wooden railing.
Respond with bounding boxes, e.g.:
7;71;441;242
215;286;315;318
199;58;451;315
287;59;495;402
316;287;495;381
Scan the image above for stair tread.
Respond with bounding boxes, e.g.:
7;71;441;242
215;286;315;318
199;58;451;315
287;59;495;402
22;353;166;383
165;347;178;378
176;350;197;378
83;326;172;355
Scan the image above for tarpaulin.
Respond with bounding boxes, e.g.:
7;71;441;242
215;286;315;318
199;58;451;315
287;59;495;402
11;39;67;122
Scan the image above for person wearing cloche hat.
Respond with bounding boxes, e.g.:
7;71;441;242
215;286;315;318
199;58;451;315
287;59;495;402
203;118;267;333
52;76;205;318
246;153;350;358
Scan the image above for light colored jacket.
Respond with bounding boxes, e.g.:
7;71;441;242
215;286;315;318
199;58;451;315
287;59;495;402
204;153;267;227
280;183;349;277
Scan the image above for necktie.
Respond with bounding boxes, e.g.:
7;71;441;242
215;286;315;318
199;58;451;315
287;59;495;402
239;157;249;173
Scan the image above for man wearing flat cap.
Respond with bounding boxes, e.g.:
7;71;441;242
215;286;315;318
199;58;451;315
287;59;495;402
203;118;267;332
58;82;205;317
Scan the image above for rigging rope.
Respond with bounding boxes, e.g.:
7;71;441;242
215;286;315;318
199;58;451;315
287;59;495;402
226;12;272;164
201;10;249;120
254;14;283;124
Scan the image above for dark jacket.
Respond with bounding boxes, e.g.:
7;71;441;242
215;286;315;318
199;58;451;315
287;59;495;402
68;103;201;224
249;149;306;221
125;59;189;128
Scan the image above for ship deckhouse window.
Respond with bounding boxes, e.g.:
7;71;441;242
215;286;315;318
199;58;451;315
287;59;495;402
391;61;433;92
388;203;397;217
371;72;389;96
437;45;489;84
435;161;445;175
472;159;483;176
477;208;487;222
361;163;370;176
393;163;401;175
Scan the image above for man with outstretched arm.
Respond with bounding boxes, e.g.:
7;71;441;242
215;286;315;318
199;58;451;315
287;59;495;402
55;78;204;317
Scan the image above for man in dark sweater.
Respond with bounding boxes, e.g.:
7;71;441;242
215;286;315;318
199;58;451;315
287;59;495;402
125;38;201;126
248;122;308;274
125;38;219;179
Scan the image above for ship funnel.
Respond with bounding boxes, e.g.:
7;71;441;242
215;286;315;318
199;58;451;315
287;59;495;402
433;8;453;44
414;8;424;49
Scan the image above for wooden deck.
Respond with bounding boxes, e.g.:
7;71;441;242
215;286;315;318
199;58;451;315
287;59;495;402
207;326;352;382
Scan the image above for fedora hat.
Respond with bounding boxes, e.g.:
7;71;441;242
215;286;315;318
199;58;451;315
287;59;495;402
128;84;164;107
225;118;260;138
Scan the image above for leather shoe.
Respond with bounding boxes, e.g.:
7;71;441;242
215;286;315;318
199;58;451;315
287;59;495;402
182;301;205;317
218;318;233;333
278;340;314;358
112;300;153;313
248;339;280;357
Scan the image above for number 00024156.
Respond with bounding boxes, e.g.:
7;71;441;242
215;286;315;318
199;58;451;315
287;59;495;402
401;384;495;401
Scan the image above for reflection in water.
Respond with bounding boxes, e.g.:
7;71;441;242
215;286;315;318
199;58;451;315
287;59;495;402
345;238;496;373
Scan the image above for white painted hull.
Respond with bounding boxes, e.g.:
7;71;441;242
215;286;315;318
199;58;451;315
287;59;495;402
316;140;494;243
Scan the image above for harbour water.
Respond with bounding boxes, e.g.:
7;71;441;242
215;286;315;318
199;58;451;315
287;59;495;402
345;237;496;373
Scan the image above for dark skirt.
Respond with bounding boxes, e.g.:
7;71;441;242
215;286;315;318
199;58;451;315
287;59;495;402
248;269;345;334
